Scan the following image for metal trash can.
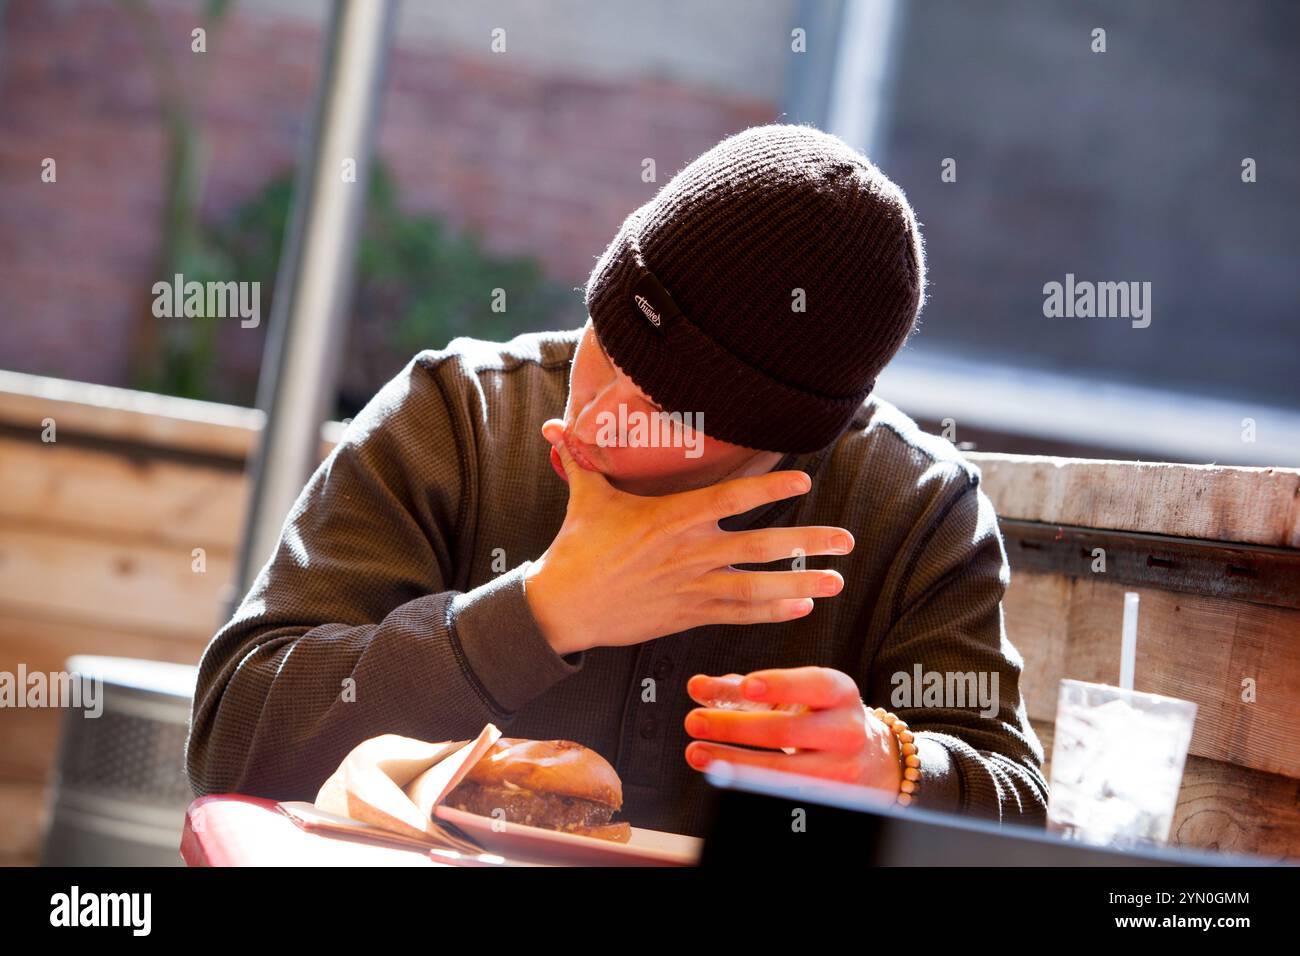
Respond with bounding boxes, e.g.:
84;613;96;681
40;655;199;866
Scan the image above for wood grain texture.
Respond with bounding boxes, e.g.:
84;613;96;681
0;370;262;460
969;452;1300;547
0;438;247;551
0;370;342;460
2;374;1298;861
0;525;235;640
0;779;48;865
1007;573;1300;779
1033;720;1300;861
0;614;206;781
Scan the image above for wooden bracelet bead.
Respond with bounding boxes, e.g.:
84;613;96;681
870;706;916;807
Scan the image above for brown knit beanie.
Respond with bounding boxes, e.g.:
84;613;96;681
584;123;926;455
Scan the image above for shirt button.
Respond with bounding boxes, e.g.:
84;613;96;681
653;658;673;680
639;717;658;739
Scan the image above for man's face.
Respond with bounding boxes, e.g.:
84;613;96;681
553;319;780;496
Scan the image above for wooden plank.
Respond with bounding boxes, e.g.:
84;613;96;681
0;526;235;640
1007;572;1300;779
1033;720;1300;862
0;612;208;675
1003;520;1300;610
2;373;1295;549
0;709;64;786
0;778;48;866
0;437;247;551
0;370;344;460
970;452;1300;548
0;370;263;460
0;614;206;781
1000;573;1071;720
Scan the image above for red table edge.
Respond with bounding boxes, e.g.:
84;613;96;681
181;794;281;867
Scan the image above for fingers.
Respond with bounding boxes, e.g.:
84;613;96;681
541;420;576;478
739;665;861;710
686;673;748;708
684;741;884;789
697;567;844;603
687;673;796;712
693;596;817;626
666;469;813;529
704;526;855;569
671;563;849;634
683;703;865;753
541;419;607;495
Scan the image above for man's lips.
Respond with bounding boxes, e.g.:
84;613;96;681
550;434;602;482
566;435;600;471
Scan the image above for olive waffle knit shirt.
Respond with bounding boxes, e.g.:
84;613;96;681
184;328;1049;837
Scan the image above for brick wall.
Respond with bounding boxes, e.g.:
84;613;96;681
0;0;780;403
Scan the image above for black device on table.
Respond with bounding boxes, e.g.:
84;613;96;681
697;761;1268;867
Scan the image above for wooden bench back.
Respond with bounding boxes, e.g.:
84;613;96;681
1;370;1295;860
972;453;1300;859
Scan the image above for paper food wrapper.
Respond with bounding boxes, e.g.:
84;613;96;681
277;723;503;853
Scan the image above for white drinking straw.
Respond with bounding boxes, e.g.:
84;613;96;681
1120;591;1139;691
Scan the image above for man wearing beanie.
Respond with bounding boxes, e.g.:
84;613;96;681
187;124;1048;838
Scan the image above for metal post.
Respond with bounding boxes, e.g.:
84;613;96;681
233;0;395;604
826;0;906;166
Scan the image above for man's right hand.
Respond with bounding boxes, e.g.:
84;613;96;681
523;419;856;657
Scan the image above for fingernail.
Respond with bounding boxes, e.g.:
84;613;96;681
832;535;852;553
689;748;711;768
743;678;766;698
818;576;839;595
685;714;708;736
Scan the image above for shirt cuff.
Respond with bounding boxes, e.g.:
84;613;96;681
911;731;962;814
449;560;585;714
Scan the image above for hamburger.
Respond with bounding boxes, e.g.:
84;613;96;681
445;738;631;843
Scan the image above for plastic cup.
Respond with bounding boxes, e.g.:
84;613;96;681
1046;678;1197;850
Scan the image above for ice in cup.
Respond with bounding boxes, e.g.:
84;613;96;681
1046;678;1197;849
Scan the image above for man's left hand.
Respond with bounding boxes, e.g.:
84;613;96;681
683;666;904;795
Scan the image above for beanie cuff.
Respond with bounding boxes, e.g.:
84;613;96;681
586;209;871;455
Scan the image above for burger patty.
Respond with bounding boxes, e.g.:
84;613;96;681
445;780;615;831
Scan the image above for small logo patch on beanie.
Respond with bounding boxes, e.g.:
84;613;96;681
630;270;683;334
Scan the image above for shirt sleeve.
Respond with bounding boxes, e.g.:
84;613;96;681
861;467;1049;827
184;356;584;801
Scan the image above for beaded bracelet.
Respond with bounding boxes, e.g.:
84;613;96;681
871;706;920;807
